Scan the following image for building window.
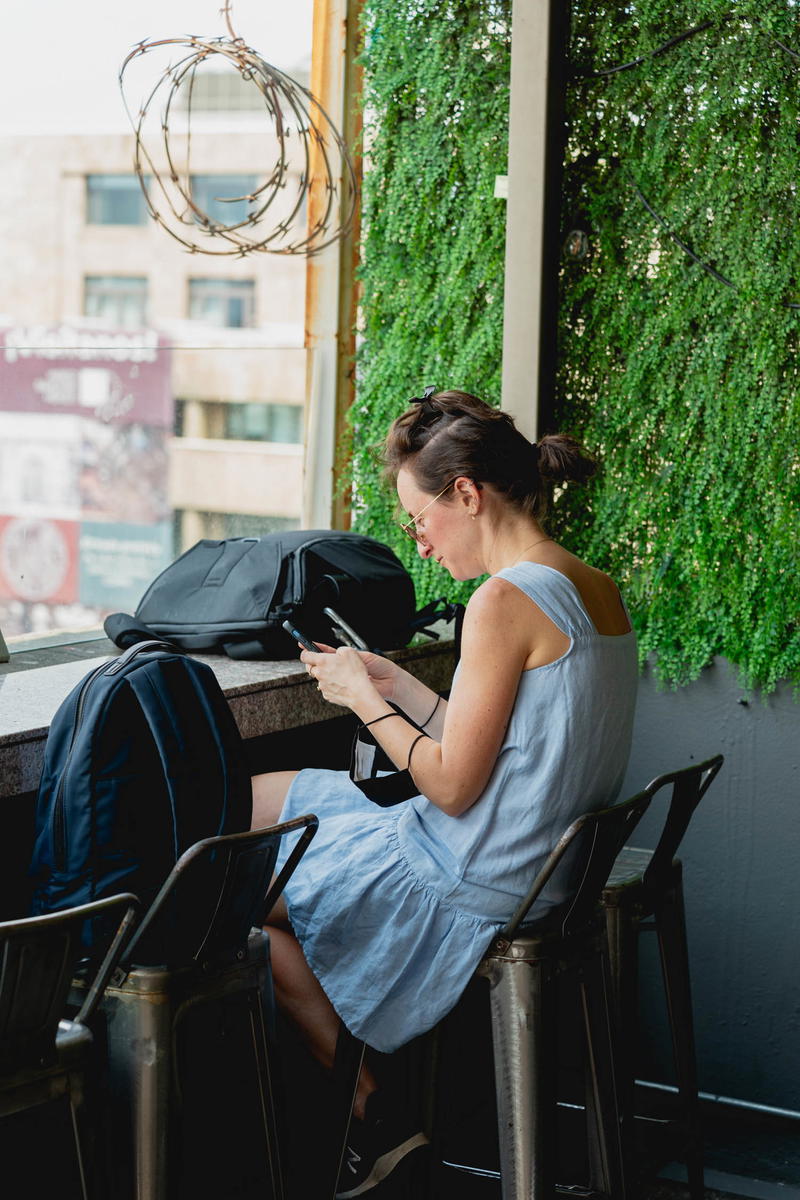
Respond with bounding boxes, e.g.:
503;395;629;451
189;174;260;227
225;402;303;444
84;275;148;328
175;400;304;444
176;72;268;112
188;278;256;328
86;175;148;225
177;511;299;545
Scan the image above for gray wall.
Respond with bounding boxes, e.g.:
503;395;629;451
620;657;800;1112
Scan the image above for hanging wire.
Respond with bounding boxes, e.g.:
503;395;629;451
578;19;717;79
624;172;800;311
575;14;799;80
571;15;800;310
118;2;358;257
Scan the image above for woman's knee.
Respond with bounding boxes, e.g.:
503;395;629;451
251;769;300;829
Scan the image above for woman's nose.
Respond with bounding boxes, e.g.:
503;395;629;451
416;536;434;560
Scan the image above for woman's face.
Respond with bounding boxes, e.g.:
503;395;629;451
396;467;480;580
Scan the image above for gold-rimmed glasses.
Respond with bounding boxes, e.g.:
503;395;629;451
399;480;455;542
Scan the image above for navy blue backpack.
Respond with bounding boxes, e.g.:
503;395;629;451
29;640;252;962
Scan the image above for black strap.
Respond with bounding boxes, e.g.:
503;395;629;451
406;733;427;771
452;602;466;666
408;598;462;641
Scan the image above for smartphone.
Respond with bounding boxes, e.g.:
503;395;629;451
322;606;369;651
281;619;321;653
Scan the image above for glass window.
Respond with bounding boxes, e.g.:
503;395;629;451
225;402;303;443
188;278;255;328
189;174;260;227
176;71;267;112
86;175;148;225
174;400;304;444
84;275;148;328
186;512;299;540
0;1;312;646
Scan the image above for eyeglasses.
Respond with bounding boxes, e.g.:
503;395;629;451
400;481;455;542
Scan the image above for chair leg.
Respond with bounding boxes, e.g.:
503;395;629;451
656;881;704;1200
329;1022;366;1200
68;1085;93;1200
249;983;286;1200
580;948;626;1200
604;899;641;1180
101;983;173;1200
486;955;556;1200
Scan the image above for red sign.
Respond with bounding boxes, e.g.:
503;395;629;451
0;325;173;428
0;516;79;603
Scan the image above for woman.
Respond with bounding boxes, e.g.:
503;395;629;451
251;389;638;1196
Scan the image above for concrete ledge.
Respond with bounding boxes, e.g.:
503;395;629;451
0;629;456;798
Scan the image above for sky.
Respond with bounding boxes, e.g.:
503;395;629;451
0;0;312;136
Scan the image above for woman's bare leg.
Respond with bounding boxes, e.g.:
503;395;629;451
267;926;377;1118
251;769;300;829
251;770;299;927
253;770;376;1115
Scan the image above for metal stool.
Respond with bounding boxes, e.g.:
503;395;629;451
602;754;724;1199
428;787;653;1200
0;893;138;1200
85;816;317;1200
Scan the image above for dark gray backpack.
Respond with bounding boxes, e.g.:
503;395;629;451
105;530;452;660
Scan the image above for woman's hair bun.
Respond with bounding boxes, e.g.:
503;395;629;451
536;434;598;486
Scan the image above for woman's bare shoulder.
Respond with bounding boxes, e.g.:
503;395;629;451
463;572;566;657
542;549;630;635
466;572;540;617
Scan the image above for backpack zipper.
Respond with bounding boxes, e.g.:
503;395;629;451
290;535;357;605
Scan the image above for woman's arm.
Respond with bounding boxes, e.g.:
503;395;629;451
389;668;447;739
304;577;533;817
302;642;446;731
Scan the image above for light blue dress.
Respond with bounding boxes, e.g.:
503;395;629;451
276;563;638;1052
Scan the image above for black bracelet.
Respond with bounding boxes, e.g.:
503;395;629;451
419;694;442;729
363;712;402;729
407;732;427;771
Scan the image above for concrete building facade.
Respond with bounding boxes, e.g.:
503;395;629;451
0;121;308;637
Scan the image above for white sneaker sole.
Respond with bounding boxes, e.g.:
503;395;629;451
335;1131;430;1198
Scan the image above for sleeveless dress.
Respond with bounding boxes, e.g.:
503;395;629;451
275;562;638;1052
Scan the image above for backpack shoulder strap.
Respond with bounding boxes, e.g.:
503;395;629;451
409;599;465;659
124;652;249;848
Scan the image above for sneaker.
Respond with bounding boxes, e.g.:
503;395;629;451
335;1091;430;1198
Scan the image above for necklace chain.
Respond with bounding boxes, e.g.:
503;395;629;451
514;536;552;561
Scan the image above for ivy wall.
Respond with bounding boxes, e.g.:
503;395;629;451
351;0;511;610
352;1;800;694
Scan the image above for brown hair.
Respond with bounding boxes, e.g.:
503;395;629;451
383;389;597;520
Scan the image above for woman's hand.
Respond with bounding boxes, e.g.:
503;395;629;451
356;651;399;701
294;641;399;702
300;645;378;710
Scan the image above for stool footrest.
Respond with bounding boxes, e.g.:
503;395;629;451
440;1160;612;1198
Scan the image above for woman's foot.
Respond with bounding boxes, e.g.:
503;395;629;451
335;1090;429;1198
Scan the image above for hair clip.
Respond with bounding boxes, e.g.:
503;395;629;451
409;385;437;405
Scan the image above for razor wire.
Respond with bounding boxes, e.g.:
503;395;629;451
118;2;358;257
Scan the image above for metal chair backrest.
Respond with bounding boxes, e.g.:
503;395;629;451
122;815;317;970
0;892;138;1074
638;754;724;897
496;789;653;949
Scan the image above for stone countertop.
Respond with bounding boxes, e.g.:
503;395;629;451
0;628;456;798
